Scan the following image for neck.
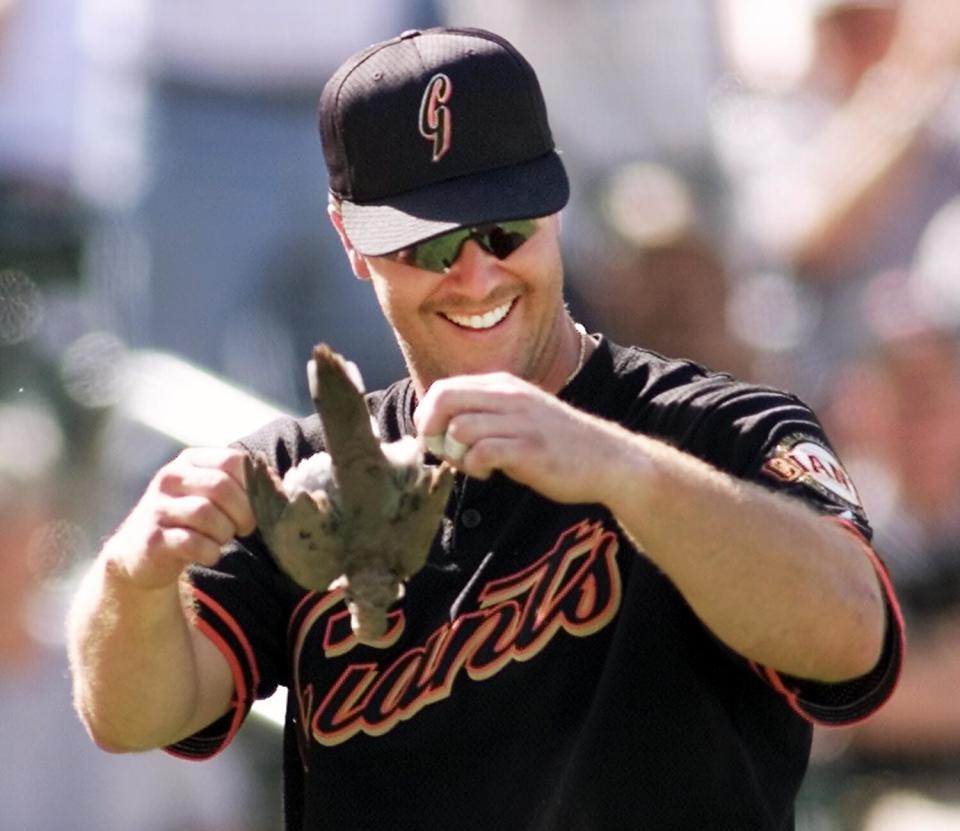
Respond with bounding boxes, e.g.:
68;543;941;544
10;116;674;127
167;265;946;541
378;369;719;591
542;316;592;395
406;316;593;399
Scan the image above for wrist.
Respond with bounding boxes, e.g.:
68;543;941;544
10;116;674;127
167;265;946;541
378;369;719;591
596;426;661;518
98;546;185;597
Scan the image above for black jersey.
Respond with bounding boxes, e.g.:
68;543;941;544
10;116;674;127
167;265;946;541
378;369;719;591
170;337;902;830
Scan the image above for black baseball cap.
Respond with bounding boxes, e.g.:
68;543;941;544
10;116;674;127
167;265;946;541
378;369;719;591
319;27;569;256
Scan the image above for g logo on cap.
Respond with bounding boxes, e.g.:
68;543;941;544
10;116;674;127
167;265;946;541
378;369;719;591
419;73;453;162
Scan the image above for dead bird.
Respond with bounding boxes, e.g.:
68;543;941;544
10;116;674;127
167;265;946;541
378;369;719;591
245;343;453;645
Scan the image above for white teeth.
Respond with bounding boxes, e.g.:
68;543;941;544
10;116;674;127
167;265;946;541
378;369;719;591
443;300;514;330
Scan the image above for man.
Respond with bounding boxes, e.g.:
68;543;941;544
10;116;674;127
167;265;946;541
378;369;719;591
68;27;902;830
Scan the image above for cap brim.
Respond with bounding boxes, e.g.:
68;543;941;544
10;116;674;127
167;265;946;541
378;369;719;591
340;151;569;256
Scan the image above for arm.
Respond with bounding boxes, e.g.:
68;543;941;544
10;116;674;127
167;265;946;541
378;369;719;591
67;448;256;752
414;373;886;683
745;0;960;275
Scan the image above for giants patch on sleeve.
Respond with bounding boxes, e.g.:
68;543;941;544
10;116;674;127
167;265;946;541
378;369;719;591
761;434;863;511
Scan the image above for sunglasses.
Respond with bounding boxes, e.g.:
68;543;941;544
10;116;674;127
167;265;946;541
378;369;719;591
382;219;539;273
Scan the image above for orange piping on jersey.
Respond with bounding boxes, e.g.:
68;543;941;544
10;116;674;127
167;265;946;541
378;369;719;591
761;516;905;727
193;586;262;694
165;616;248;760
164;586;264;759
288;589;320;641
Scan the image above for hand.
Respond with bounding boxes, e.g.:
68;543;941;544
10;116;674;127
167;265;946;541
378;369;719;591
414;372;627;506
102;448;256;590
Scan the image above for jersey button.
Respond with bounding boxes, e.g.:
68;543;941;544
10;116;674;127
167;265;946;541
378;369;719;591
460;508;482;529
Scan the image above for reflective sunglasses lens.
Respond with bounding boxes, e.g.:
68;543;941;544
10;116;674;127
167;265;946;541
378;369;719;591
478;220;538;259
386;219;539;273
414;228;472;273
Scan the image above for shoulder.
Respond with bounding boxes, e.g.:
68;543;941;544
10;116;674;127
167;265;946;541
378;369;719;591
596;338;807;423
597;338;829;470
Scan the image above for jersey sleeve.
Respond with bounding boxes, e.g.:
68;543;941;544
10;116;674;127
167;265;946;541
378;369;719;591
166;536;300;760
166;415;322;760
667;380;905;726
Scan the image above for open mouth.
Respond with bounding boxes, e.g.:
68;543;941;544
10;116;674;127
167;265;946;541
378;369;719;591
440;297;517;331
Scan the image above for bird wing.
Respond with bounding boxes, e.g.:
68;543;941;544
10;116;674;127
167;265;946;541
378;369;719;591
264;489;346;591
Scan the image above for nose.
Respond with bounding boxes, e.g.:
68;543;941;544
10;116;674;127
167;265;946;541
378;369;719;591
442;238;501;297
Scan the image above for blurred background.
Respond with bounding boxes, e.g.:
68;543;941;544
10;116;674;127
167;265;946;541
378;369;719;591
3;0;960;828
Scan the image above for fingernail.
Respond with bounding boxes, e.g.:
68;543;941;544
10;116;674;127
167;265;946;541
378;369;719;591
424;434;446;457
443;433;468;462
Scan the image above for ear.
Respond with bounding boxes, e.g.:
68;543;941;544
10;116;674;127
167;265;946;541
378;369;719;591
328;204;371;280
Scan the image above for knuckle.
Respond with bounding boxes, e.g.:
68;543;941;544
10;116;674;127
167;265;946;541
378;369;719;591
445;415;463;440
205;469;235;502
426;390;448;415
144;523;169;552
190;497;221;529
470;438;499;467
447;413;478;444
152;467;182;494
222;474;246;505
468;441;489;465
188;537;223;567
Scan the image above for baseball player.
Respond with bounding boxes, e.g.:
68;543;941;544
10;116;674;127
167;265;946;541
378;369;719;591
68;27;902;830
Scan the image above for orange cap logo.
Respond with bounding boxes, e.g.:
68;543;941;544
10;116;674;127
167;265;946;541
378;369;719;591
419;73;453;162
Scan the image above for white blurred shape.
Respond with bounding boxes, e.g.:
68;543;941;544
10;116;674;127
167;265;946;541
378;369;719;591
0;399;64;482
61;330;129;408
282;451;333;498
912;195;960;330
864;790;960;831
600;162;695;248
120;350;287;447
716;0;813;91
727;271;821;352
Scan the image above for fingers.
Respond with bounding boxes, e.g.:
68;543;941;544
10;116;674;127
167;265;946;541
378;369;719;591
423;430;469;462
155;493;239;548
413;374;611;504
421;405;538;480
423;433;446;458
105;447;259;590
443;432;469;463
153;447;256;538
415;372;536;459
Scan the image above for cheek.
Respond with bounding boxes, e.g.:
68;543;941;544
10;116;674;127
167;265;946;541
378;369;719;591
368;275;432;343
368;274;405;319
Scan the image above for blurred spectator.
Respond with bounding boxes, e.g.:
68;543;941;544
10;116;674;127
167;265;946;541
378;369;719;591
712;0;960;397
570;161;754;379
79;0;441;412
0;0;86;288
2;12;279;806
0;350;266;831
802;272;960;829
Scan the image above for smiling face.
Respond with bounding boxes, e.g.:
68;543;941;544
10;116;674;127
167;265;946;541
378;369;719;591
330;211;574;395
